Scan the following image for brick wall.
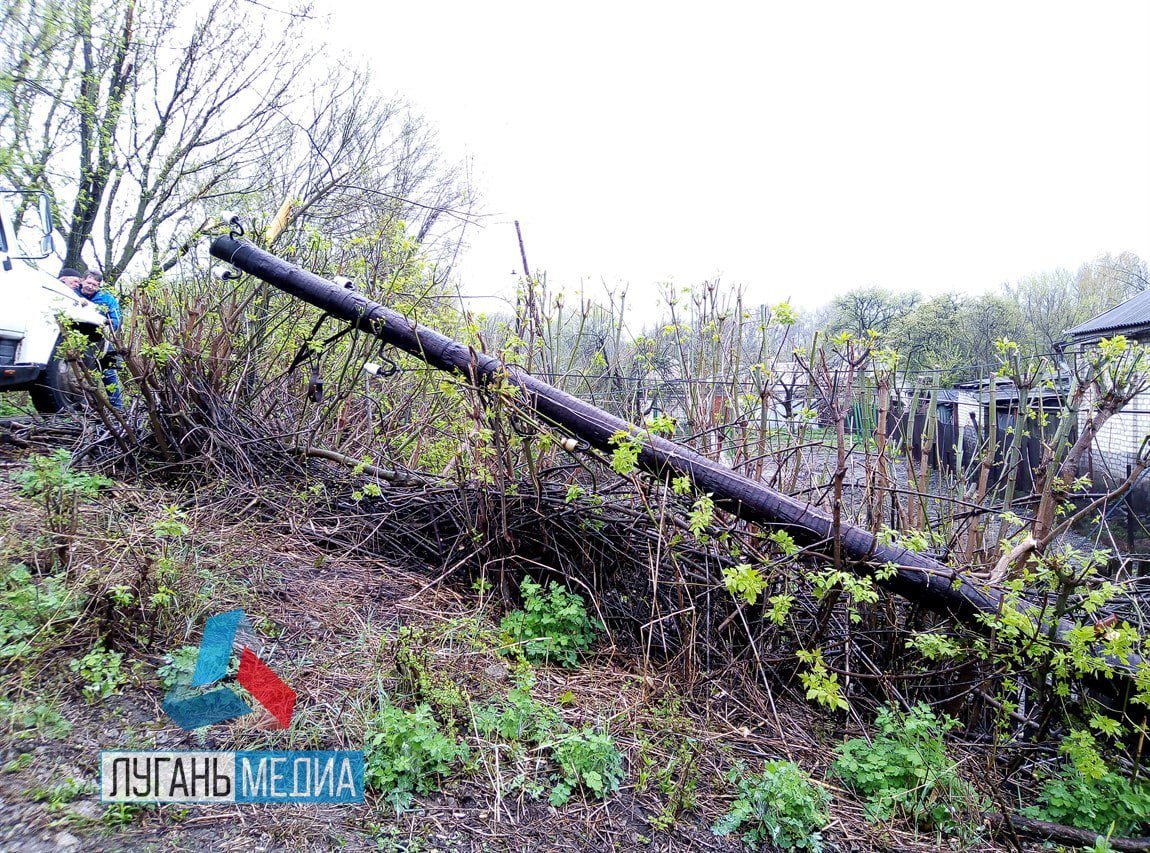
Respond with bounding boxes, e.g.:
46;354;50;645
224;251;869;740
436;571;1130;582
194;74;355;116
1087;389;1150;458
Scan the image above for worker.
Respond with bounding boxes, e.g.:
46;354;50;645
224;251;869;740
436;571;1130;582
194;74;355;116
58;267;83;295
80;269;123;409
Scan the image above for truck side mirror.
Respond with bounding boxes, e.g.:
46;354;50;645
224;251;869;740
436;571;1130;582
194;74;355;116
38;193;53;256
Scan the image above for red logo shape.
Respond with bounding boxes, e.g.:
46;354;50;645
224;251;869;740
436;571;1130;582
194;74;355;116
237;647;297;729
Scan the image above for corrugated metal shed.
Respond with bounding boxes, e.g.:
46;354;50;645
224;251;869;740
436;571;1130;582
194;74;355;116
1066;290;1150;341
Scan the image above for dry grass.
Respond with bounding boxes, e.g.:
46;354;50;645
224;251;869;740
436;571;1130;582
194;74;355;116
0;428;1051;851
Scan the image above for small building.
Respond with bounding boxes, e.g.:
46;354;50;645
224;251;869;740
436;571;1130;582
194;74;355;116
946;377;1071;491
953;376;1070;437
1065;289;1150;510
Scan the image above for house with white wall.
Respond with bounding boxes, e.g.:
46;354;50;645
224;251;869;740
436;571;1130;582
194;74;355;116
1065;290;1150;509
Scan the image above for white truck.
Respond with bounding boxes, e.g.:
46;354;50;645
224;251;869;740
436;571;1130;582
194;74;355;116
0;192;107;412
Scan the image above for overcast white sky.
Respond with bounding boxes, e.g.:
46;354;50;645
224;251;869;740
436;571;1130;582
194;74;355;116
325;1;1150;321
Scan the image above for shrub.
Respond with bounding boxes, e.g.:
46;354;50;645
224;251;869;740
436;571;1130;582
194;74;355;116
363;701;468;812
712;760;831;851
550;728;623;806
14;450;111;566
831;703;981;832
500;577;602;668
1027;764;1150;836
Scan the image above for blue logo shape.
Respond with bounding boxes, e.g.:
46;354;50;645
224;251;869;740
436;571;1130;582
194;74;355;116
164;609;252;730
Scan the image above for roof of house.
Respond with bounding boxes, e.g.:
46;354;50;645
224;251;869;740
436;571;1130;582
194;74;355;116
1066;289;1150;342
952;375;1069;405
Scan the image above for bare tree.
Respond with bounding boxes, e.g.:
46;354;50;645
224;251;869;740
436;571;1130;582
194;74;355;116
1;0;316;278
829;285;920;339
248;70;474;283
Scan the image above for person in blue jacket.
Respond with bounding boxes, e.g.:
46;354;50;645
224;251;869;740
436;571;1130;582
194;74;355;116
80;270;123;409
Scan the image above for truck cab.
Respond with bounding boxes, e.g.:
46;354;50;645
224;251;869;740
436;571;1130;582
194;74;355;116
0;192;107;412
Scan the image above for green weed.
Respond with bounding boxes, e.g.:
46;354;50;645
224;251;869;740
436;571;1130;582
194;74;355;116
29;778;93;811
0;563;84;660
831;703;982;833
394;626;469;725
13;450;112;567
156;645;200;690
102;802;146;828
473;675;563;744
1027;765;1150;837
1025;730;1150;836
3;753;32;773
549;728;623;806
69;646;127;702
500;577;601;668
363;700;468;812
712;760;831;851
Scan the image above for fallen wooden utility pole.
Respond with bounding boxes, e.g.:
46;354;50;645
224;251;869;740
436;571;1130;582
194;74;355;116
209;234;1139;684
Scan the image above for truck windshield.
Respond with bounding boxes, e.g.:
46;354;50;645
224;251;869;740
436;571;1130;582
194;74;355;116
0;195;47;257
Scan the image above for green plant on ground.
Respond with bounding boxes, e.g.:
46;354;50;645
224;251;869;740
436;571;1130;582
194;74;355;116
13;449;112;566
0;563;84;660
500;577;602;668
29;778;92;811
3;753;32;773
394;626;468;727
0;696;72;741
712;759;831;851
637;734;701;832
1024;730;1150;836
102;802;146;828
473;673;563;744
69;646;127;702
549;727;623;806
633;694;703;831
156;645;200;690
0;394;33;417
363;700;468;812
831;703;982;833
1027;764;1150;837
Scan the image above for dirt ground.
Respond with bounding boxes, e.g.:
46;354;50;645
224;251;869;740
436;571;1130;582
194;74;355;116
0;446;1022;852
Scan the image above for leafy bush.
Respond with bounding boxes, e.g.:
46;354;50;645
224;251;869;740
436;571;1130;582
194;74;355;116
712;760;831;851
0;564;83;659
363;701;468;811
721;564;766;606
549;728;623;806
14;450;112;565
1027;764;1150;836
500;577;602;667
69;646;127;702
1025;733;1150;836
831;703;981;832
